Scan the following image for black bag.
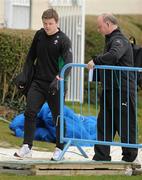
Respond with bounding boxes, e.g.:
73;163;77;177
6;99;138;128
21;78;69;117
132;44;142;89
129;36;142;89
14;65;35;95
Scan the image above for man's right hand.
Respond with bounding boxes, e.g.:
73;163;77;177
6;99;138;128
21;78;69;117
87;60;95;70
48;77;59;95
19;85;25;89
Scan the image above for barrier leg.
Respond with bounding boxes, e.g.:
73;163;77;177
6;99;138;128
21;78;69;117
58;140;72;160
76;145;88;158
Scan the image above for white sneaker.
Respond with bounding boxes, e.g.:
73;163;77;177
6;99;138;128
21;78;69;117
125;167;133;176
124;157;141;176
51;147;63;161
14;144;32;158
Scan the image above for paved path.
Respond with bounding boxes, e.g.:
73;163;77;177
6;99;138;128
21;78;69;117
0;146;142;163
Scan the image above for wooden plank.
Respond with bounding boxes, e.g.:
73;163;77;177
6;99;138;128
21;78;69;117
0;168;34;175
34;169;127;176
33;161;141;170
0;162;32;169
0;160;141;176
0;160;140;170
133;168;142;175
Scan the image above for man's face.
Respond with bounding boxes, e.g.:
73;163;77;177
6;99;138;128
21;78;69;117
97;16;110;36
42;18;58;35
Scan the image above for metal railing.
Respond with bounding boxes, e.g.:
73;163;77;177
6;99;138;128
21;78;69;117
58;63;142;160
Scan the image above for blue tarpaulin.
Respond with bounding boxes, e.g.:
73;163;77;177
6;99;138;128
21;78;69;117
10;103;97;145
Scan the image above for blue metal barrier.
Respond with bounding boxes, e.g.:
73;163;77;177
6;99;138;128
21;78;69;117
58;63;142;160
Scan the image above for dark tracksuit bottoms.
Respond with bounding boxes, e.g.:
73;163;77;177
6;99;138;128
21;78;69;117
93;89;138;162
23;80;64;150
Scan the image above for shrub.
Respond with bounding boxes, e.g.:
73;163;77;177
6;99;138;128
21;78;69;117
0;29;35;111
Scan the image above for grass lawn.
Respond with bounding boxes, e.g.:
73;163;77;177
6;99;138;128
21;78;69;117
0;175;142;180
0;119;55;151
0;93;142;178
0;91;142;148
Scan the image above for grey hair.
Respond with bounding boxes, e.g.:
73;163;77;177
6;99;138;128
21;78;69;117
101;13;118;25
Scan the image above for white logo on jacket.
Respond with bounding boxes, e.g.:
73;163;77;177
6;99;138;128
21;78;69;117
54;39;58;44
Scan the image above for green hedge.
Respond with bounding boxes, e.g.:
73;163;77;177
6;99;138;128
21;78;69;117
0;29;35;111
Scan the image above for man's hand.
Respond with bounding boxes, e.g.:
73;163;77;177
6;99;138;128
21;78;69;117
48;76;61;95
87;60;95;69
19;85;25;89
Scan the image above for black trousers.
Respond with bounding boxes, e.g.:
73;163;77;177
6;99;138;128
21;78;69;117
23;80;64;150
93;89;138;162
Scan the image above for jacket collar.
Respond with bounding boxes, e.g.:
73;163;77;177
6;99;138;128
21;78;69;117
105;28;121;39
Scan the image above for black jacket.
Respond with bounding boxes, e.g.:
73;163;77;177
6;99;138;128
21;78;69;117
14;28;72;95
93;28;134;91
24;28;72;82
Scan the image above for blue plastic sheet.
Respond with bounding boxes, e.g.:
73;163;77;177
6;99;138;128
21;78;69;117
10;103;97;145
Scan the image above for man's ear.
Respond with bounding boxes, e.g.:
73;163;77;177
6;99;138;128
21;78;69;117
106;22;109;27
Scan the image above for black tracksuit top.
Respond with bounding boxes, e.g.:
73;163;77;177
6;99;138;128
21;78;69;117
93;28;134;91
24;28;72;82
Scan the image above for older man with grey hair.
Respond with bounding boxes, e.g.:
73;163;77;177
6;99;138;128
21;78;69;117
88;13;138;162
